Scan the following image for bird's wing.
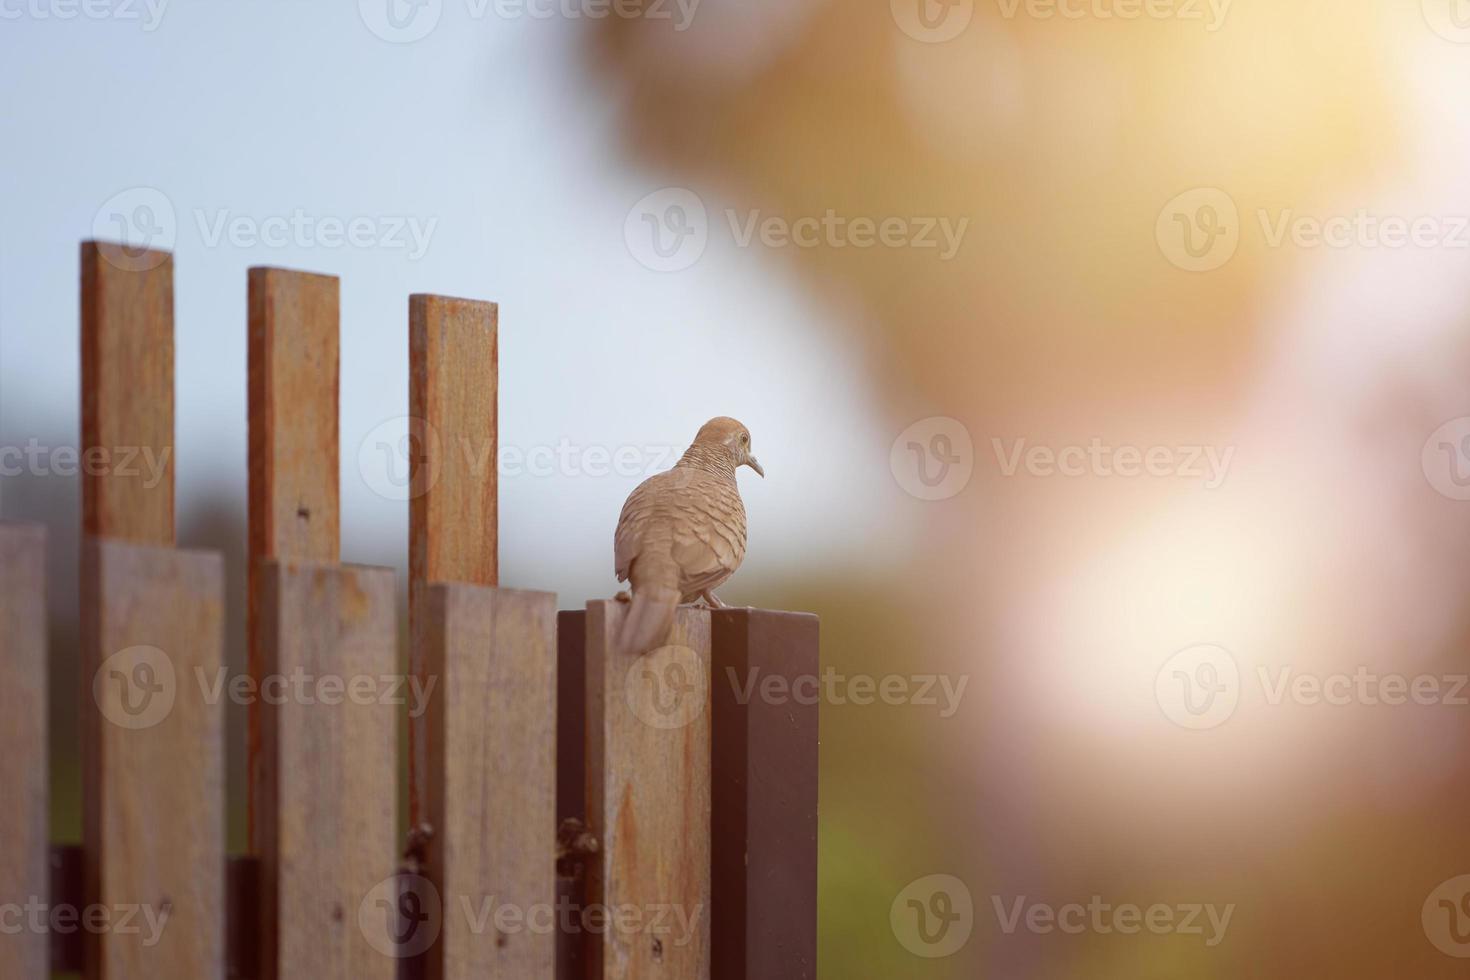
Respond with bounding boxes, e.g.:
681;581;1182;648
668;474;747;594
614;469;685;581
616;468;748;594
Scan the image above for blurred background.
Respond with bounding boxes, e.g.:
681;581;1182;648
7;0;1470;975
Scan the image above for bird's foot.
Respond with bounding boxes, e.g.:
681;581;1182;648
700;591;728;609
614;590;632;603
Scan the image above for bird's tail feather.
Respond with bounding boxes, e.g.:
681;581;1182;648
618;552;681;660
618;586;679;658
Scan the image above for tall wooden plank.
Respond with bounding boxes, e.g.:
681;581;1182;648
408;294;498;591
422;584;557;979
710;610;820;980
408;293;498;823
82;539;224;978
257;560;398;980
0;524;47;977
585;601;712;980
81;241;174;545
247;266;341;842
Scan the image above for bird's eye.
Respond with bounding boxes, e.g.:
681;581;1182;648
741;434;750;446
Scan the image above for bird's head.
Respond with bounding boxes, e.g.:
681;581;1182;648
693;416;764;477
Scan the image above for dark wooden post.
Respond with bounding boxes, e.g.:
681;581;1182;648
711;610;820;980
555;610;589;980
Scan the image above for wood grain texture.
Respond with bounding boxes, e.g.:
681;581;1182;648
0;524;47;978
81;538;224;979
408;292;498;824
81;241;175;545
257;560;398;980
586;600;711;980
710;610;819;980
247;266;341;844
408;294;498;591
422;584;557;980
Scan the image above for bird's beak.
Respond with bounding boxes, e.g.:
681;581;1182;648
745;456;765;478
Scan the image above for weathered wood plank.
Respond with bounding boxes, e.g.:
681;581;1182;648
247;266;341;843
82;538;224;978
585;600;712;980
422;583;557;979
81;241;174;545
408;293;498;824
0;523;47;977
710;610;819;980
256;560;398;980
408;294;499;592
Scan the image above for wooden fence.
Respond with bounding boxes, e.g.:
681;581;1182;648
0;242;819;979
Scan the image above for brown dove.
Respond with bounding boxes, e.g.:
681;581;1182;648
614;417;763;655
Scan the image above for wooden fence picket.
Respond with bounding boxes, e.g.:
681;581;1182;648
81;242;174;546
247;266;342;844
256;560;398;980
585;601;713;980
408;293;499;829
0;523;48;977
80;241;226;979
421;583;558;978
409;291;565;979
83;538;226;978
